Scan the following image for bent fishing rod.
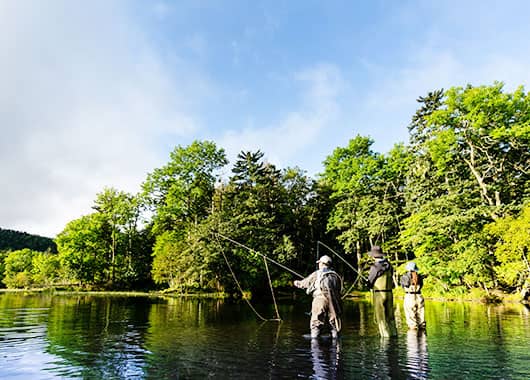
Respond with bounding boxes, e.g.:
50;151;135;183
215;233;304;279
317;241;367;281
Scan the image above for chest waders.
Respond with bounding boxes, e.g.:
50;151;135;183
402;273;426;329
372;269;397;337
310;270;342;338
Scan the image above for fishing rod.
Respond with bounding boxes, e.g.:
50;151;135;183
216;233;304;279
317;241;367;281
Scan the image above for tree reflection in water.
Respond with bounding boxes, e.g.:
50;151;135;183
1;294;530;379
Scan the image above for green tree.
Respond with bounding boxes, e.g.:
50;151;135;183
56;214;108;285
142;141;228;290
401;83;530;292
3;248;37;288
213;151;302;293
32;251;61;286
142;140;228;233
487;203;530;289
92;188;143;286
321;135;401;273
426;83;530;217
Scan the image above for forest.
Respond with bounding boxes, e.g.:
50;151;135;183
0;228;57;253
1;83;529;299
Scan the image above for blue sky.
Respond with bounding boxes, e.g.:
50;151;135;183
2;0;530;237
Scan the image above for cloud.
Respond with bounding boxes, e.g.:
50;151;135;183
218;63;343;174
353;43;530;154
0;2;200;237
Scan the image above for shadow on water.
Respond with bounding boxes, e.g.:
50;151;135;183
0;293;529;379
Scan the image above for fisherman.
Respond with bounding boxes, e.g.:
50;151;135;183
294;255;343;339
366;246;397;337
400;261;426;330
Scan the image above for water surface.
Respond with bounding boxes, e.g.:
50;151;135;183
0;293;529;379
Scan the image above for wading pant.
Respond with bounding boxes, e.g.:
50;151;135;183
404;293;426;329
373;291;397;338
310;295;340;338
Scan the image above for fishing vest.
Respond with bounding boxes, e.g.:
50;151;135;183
309;269;340;297
401;272;422;294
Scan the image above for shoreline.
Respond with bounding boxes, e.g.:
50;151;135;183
1;287;527;305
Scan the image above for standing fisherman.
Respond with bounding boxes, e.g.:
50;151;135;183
366;246;397;337
294;255;343;339
400;261;426;330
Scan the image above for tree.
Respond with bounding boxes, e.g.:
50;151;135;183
142;140;228;233
487;203;530;289
3;249;36;288
401;83;530;292
92;188;142;286
32;251;61;286
142;141;228;290
321;136;393;271
425;83;530;217
56;214;108;285
217;151;289;292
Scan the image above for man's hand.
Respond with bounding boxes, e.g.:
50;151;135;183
294;280;301;288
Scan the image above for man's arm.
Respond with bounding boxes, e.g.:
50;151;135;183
294;271;317;289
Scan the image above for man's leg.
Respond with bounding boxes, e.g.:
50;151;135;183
310;297;327;338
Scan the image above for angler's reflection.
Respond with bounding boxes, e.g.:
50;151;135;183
310;338;342;379
378;337;406;379
406;329;430;379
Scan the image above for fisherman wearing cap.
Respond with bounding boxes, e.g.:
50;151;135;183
400;261;426;330
366;246;397;337
294;255;343;339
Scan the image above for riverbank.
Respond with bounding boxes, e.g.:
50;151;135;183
347;288;525;304
1;286;526;304
0;288;229;299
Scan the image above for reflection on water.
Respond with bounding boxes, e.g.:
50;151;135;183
0;293;529;379
406;330;429;379
310;338;342;379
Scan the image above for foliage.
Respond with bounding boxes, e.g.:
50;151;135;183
56;214;108;285
141;140;228;234
0;228;57;252
32;251;61;286
5;84;528;298
3;248;36;288
320;136;409;277
400;83;530;292
487;202;530;288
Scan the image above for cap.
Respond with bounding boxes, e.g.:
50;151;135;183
406;261;418;271
316;255;332;265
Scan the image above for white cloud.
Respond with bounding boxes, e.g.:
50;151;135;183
218;63;343;173
353;45;530;154
0;2;200;237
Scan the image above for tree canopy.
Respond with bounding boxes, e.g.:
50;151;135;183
1;82;528;298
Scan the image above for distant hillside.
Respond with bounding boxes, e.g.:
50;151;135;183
0;228;57;253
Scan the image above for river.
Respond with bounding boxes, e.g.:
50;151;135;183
0;293;529;379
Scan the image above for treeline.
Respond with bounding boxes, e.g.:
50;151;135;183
1;83;529;297
0;228;56;253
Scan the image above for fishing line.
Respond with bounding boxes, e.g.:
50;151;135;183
317;241;367;281
263;257;281;320
317;241;368;298
216;233;304;279
214;233;283;321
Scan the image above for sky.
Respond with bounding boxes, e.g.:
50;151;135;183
2;0;530;238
